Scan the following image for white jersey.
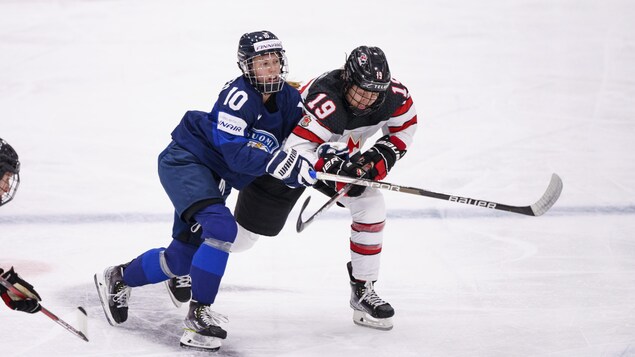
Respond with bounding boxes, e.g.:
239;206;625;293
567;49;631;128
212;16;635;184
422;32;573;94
284;69;417;164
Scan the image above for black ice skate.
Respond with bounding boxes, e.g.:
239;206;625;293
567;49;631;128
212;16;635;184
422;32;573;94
94;264;132;325
165;275;192;307
180;300;228;352
347;261;394;330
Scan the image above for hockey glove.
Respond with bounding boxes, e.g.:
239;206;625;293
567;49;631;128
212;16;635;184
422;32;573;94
266;148;317;188
356;135;407;181
0;267;42;314
316;142;349;161
316;154;368;197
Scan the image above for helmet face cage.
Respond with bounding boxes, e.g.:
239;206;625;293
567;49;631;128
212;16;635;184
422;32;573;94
345;85;386;116
237;31;288;94
0;170;19;207
0;138;20;207
238;51;288;94
343;46;391;116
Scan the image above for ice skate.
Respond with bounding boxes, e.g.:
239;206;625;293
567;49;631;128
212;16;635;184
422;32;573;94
347;261;394;330
165;275;192;307
180;300;228;351
94;264;132;325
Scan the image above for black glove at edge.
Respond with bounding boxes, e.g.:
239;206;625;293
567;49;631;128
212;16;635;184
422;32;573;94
0;267;42;314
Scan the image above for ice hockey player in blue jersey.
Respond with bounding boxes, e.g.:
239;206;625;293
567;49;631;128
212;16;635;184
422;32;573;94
94;30;316;352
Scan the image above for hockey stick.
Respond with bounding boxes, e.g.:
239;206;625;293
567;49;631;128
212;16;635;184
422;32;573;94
296;183;352;233
0;276;89;342
296;162;374;233
312;172;563;217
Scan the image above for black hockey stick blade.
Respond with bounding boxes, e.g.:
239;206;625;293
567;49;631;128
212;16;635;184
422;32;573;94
296;196;312;233
314;172;563;217
0;276;89;342
296;183;354;233
297;164;376;233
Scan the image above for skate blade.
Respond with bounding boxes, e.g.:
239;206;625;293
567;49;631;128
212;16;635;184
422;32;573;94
93;273;118;326
180;328;222;352
352;310;393;331
164;280;183;308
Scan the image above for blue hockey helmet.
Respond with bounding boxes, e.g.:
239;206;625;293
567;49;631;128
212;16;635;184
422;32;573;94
237;30;288;94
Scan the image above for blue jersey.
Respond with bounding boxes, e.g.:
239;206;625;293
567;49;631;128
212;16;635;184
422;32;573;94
171;76;303;190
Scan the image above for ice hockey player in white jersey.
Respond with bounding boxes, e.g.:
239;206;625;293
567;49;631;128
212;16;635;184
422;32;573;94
284;46;418;330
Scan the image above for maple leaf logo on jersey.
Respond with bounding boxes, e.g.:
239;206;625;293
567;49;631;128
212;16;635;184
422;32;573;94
299;114;311;127
347;136;360;152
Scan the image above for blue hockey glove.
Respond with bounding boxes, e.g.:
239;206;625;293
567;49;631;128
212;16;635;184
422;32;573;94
0;267;42;314
317;142;349;160
266;148;317;188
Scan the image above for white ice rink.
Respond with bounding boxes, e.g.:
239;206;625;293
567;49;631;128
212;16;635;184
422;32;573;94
1;0;635;356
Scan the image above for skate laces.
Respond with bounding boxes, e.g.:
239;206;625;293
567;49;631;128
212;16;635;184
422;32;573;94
175;275;192;288
358;281;387;307
196;305;229;328
112;283;131;308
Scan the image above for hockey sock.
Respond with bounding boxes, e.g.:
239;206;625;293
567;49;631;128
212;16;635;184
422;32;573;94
190;241;229;305
123;248;170;286
163;239;198;276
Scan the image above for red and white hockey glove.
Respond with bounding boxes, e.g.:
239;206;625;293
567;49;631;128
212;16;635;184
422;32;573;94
0;267;42;314
356;135;407;181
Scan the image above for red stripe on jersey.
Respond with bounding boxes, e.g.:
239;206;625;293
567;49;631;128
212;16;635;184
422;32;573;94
291;126;325;144
350;240;383;255
391;97;414;117
389;135;407;151
388;115;418;133
351;221;385;232
299;78;316;94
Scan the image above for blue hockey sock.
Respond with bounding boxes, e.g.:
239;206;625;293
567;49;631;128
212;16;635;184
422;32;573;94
123;248;170;287
190;242;229;305
163;239;198;276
